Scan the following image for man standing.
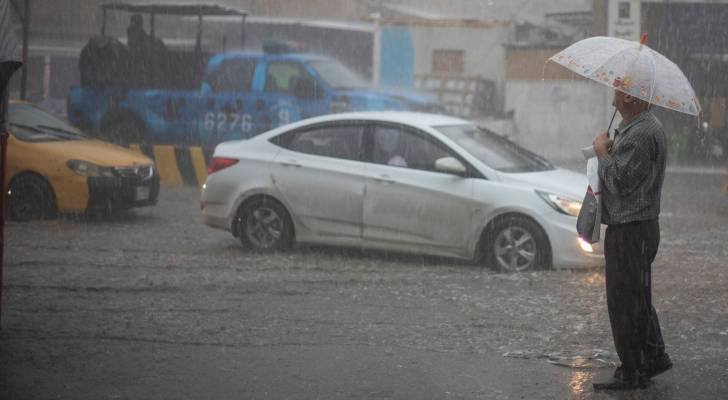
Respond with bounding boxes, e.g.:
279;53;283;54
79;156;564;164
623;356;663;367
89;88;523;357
591;90;673;391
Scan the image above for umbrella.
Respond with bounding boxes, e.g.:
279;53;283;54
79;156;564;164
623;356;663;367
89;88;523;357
549;34;701;118
548;34;703;245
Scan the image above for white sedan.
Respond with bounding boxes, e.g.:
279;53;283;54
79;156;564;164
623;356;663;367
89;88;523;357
201;112;603;272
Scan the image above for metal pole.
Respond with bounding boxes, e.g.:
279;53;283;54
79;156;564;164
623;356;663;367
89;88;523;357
196;10;202;54
372;13;381;87
19;0;29;100
0;62;22;329
241;14;246;49
195;9;202;78
101;7;107;36
1;0;25;331
150;13;155;39
0;84;8;329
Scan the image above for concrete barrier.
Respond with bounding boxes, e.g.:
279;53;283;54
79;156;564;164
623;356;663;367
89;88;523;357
127;144;210;186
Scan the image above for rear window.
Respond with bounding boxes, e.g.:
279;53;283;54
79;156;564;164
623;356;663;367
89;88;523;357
274;123;365;161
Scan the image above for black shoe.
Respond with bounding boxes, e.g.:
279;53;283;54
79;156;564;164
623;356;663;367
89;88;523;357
593;371;651;391
645;353;672;378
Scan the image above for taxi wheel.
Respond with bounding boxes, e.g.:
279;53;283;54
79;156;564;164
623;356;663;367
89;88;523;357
481;215;551;273
237;197;294;252
8;174;57;222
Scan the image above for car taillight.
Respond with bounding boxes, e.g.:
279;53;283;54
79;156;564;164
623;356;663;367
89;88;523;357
207;157;239;174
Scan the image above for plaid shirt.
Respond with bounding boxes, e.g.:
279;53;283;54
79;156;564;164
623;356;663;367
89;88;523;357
598;110;667;225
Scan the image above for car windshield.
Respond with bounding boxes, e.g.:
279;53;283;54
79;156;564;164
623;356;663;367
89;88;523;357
308;59;370;90
8;104;87;142
435;124;554;173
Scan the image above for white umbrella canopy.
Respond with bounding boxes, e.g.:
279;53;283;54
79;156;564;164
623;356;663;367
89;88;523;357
550;35;701;116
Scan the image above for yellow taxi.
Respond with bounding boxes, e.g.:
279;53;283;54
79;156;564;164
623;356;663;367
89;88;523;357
4;102;159;220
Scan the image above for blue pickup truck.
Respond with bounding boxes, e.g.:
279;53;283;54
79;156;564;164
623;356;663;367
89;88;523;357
68;48;442;148
68;3;442;147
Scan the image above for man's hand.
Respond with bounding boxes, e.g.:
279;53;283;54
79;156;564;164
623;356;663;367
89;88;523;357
593;132;614;159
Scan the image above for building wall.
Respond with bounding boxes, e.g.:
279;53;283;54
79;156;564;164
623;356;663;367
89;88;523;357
409;25;509;81
505;48;580;80
504;47;607;160
505;80;607;160
241;0;367;19
402;24;512;115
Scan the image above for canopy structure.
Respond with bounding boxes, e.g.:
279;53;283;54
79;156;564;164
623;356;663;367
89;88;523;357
101;2;248;17
100;1;249;55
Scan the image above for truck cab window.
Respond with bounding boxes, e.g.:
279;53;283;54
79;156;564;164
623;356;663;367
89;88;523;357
265;62;310;93
208;60;255;92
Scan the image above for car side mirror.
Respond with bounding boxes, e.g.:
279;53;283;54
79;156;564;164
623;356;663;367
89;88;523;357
294;77;322;99
435;157;466;175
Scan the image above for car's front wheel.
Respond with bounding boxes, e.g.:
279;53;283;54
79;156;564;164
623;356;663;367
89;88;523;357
237;197;293;252
8;173;57;222
481;215;551;273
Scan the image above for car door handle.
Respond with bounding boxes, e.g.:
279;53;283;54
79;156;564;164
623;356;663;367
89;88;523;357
279;159;302;168
373;174;396;184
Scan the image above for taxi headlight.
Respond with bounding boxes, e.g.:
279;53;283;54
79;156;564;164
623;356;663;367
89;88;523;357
67;160;116;177
536;190;582;217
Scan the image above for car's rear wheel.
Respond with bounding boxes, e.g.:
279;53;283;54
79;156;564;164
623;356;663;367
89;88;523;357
238;197;293;252
481;215;551;273
8;174;57;222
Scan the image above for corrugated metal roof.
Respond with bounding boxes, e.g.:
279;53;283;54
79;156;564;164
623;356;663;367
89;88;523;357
191;15;375;32
380;0;591;23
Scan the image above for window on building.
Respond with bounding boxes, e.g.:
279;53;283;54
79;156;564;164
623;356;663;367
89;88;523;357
619;2;631;19
432;50;465;75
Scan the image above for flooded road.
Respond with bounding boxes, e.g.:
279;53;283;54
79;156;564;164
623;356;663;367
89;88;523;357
2;167;727;399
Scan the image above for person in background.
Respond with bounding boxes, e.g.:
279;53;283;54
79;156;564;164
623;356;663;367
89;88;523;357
127;14;149;54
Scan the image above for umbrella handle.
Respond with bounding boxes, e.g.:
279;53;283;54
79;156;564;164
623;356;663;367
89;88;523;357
606;107;618;139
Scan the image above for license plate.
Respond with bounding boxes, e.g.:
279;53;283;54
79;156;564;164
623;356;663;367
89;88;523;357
136;185;150;201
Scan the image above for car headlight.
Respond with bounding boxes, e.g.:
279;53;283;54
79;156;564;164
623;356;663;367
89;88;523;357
536;190;582;217
67;160;116;177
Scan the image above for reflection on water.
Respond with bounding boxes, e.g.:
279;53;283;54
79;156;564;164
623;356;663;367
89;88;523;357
569;371;592;396
580;271;604;287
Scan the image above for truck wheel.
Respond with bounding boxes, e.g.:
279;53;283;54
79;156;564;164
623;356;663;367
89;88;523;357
8;174;57;222
102;117;149;146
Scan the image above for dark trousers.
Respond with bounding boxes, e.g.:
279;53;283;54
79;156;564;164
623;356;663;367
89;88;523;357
604;219;666;371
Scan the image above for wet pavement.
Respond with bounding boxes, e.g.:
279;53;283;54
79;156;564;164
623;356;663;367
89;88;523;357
1;166;727;399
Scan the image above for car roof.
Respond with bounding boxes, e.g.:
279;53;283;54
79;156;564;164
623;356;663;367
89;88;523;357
293;111;469;129
252;111;472;143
